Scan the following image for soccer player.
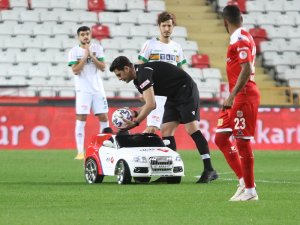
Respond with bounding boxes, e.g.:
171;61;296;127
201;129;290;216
214;5;260;201
138;11;187;135
68;26;111;160
109;56;218;183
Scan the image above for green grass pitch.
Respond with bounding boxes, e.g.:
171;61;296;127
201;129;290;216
0;150;299;225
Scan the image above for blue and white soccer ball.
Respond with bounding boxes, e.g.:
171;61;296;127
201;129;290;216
112;108;133;129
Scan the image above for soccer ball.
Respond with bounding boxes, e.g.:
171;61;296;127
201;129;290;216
112;108;133;129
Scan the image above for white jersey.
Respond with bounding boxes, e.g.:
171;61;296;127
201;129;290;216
138;38;187;67
68;43;105;94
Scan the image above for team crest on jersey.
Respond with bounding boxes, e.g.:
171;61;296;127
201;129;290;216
239;51;248;60
237;110;243;118
139;79;150;89
217;119;223;126
237;130;243;135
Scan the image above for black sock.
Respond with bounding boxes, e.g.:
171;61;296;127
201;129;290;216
191;130;214;171
162;136;177;151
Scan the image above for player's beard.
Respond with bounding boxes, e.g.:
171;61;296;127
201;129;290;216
81;40;90;45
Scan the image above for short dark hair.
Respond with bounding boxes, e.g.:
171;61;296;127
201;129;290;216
157;11;176;26
222;5;242;25
77;26;90;35
109;56;132;72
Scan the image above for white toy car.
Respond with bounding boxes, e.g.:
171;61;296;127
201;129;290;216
84;133;184;184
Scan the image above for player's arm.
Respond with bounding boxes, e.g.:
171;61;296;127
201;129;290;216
90;55;105;72
223;62;251;109
71;48;89;75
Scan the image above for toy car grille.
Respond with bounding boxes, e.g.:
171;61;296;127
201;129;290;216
149;156;173;171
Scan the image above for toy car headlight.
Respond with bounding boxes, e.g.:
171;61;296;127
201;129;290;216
133;156;147;163
175;156;182;162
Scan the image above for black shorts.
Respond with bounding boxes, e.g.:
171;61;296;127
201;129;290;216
163;83;200;124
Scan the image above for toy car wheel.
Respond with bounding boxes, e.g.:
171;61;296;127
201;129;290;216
85;158;104;184
166;176;181;184
116;160;132;184
133;177;151;183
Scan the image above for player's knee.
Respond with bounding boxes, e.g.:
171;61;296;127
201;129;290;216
236;138;253;158
214;132;231;148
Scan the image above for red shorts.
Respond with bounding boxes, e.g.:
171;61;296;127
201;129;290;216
216;100;259;139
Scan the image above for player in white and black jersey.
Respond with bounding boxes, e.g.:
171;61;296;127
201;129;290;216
138;11;187;137
68;26;112;160
110;56;218;183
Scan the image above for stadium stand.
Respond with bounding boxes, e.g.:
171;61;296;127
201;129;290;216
2;0;298;105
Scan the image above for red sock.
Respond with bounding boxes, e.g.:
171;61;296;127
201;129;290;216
215;133;243;179
236;138;255;188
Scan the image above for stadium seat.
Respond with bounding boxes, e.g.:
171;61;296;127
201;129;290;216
101;38;121;50
109;25;130;38
283;1;300;13
249;27;267;40
9;0;28;8
30;0;50;9
59;89;75;97
2;36;24;49
104;0;126;11
264;1;283;13
172;26;188;39
120;38;141;51
40;10;61;22
42;37;62;50
0;0;9;9
92;24;110;40
16;51;36;64
98;11;118;25
13;24;33;36
241;14;257;27
118;12;138;25
0;51;16;64
127;0;145;13
60;11;80;23
26;36;44;49
33;24;52;36
147;0;165;12
137;12;158;26
191;54;210;68
202;68;222;80
50;0;69;10
1;9;20;22
19;10;40;23
69;0;88;11
246;1;265;13
130;26;149;38
79;11;98;24
184;67;203;81
28;65;49;78
8;64;30;77
88;0;104;11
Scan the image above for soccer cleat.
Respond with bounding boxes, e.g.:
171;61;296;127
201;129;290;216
229;184;245;201
74;153;84;160
230;192;258;201
151;177;167;183
196;170;218;183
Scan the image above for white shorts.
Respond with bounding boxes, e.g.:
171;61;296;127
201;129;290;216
146;95;167;129
76;91;108;115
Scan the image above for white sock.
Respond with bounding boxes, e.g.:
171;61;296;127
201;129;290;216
100;121;109;132
75;120;86;154
245;188;257;195
239;178;245;186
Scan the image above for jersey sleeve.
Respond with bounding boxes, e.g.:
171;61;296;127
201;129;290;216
68;48;78;66
138;40;151;63
95;44;105;62
236;40;252;64
137;66;154;92
176;44;187;67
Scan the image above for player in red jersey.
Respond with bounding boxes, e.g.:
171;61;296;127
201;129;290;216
215;5;260;201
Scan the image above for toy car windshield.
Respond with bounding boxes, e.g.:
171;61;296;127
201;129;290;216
116;133;165;148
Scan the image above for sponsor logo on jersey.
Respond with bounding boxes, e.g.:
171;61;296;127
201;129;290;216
149;54;160;60
192;111;195;115
237;47;249;51
139;79;150;89
239;51;248;60
237;110;243;117
217;118;223;126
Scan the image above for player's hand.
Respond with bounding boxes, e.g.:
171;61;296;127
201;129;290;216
119;118;139;131
143;126;158;134
222;95;234;110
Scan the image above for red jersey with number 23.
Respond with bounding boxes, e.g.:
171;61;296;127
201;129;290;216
226;28;260;103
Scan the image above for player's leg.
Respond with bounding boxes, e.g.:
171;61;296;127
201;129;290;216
177;84;217;183
230;101;259;201
184;120;218;183
161;121;179;151
74;92;91;160
144;95;167;134
92;92;111;133
215;110;243;189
